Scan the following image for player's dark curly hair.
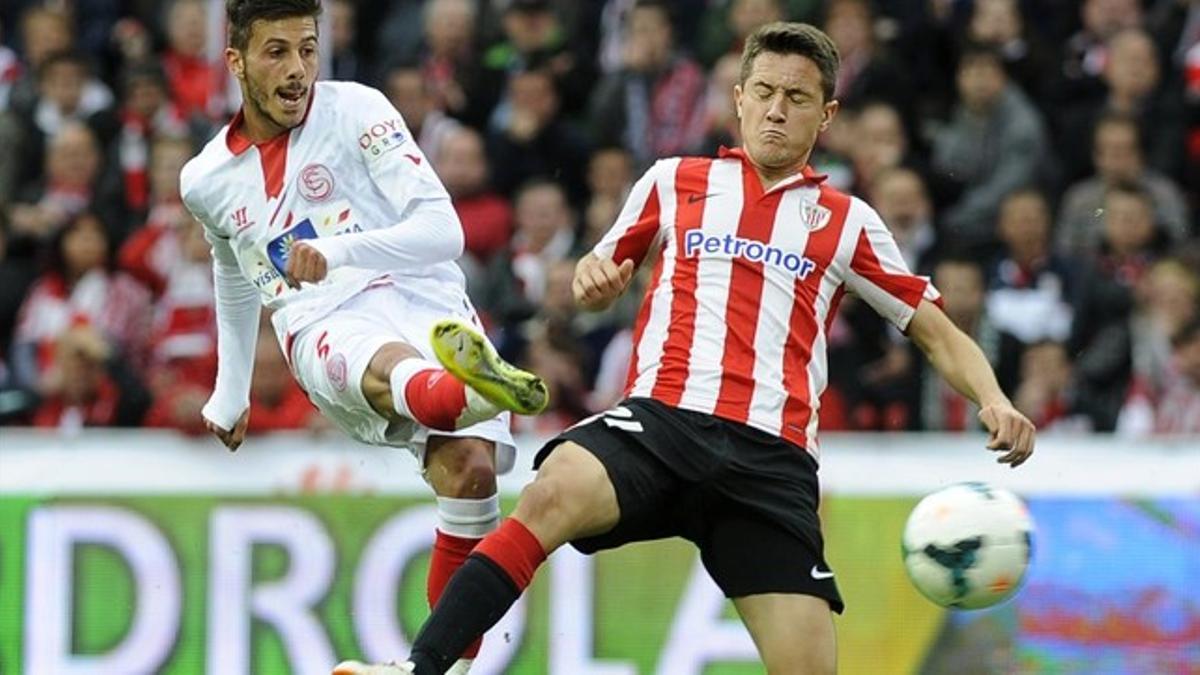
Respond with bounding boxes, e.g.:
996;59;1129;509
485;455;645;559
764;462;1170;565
226;0;322;51
740;22;840;103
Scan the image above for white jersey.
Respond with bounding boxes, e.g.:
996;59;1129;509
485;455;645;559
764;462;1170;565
181;81;467;429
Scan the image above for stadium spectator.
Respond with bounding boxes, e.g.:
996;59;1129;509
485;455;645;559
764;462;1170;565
695;0;790;66
415;0;481;121
384;63;462;171
10;212;151;396
869;167;939;275
116;134;195;270
1070;182;1171;430
6;122;121;248
89;63;206;219
29;323;152;430
930;44;1049;253
435;126;512;267
1128;259;1200;398
582;146;634;250
821;0;913;125
245;322;317;433
6;52;113;194
985;189;1079;349
473;179;576;346
6;6;75;114
846;100;914;195
963;0;1052;106
476;0;594;121
1057;113;1192;256
161;0;225;120
513;322;589;435
136;215;217;435
699;52;744;153
830;167;944;432
591;0;708;169
1012;341;1091;432
486;68;591;203
1119;316;1200;435
329;0;362;81
1056;0;1143;107
1059;28;1186;186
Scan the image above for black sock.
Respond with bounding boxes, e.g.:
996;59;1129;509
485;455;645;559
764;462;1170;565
410;554;520;675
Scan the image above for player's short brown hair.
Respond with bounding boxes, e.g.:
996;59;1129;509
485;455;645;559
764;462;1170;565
226;0;322;51
740;22;840;103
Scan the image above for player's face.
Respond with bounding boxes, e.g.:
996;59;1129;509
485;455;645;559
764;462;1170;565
228;16;319;136
734;52;837;180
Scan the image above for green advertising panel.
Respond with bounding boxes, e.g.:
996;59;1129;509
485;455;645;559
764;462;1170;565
0;495;949;675
4;494;1196;674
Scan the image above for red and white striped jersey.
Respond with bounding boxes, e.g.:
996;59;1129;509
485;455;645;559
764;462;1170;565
593;147;941;459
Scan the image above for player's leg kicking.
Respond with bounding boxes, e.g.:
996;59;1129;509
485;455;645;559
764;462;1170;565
285;293;542;675
345;319;544;675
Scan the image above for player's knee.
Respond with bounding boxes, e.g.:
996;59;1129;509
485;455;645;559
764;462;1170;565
515;477;573;526
367;342;421;377
426;438;497;498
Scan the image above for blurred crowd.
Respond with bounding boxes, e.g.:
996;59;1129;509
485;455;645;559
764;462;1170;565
0;0;1197;438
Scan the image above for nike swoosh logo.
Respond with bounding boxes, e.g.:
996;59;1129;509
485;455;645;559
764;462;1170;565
687;192;718;204
810;565;835;580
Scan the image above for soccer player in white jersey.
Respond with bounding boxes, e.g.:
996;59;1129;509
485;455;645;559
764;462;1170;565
335;21;1037;675
181;2;547;673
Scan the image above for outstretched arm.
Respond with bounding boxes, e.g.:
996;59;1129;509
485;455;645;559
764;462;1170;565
202;230;260;449
907;300;1035;467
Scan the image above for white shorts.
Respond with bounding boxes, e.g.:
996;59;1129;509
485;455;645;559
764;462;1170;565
280;281;516;474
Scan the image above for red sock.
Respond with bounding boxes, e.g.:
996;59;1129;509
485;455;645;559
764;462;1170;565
428;530;484;658
404;369;468;431
473;518;547;591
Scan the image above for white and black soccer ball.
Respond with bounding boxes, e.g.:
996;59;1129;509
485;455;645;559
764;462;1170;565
901;482;1034;610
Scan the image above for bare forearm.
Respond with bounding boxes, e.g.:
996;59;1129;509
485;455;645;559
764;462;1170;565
924;326;1009;408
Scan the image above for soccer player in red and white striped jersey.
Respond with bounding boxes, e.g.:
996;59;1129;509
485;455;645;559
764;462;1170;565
341;21;1037;675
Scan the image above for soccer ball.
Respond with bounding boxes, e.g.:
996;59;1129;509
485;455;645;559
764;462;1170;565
901;482;1034;610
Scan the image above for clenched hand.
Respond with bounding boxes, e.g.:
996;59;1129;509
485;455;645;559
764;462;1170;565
204;409;250;452
285;242;327;288
573;254;635;311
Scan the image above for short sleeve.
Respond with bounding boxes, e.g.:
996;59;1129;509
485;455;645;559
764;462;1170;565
591;160;665;267
843;202;941;330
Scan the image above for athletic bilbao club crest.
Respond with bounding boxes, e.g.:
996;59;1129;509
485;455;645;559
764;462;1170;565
326;352;348;391
298;163;334;201
799;200;831;231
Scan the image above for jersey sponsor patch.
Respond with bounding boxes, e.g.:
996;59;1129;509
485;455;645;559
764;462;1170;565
267;218;319;274
683;229;818;280
358;117;408;159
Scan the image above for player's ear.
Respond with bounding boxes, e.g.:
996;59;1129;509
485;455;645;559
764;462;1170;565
733;83;744;120
225;47;245;79
818;99;839;133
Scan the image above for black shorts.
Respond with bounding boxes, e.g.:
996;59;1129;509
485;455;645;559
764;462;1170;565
534;397;844;613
